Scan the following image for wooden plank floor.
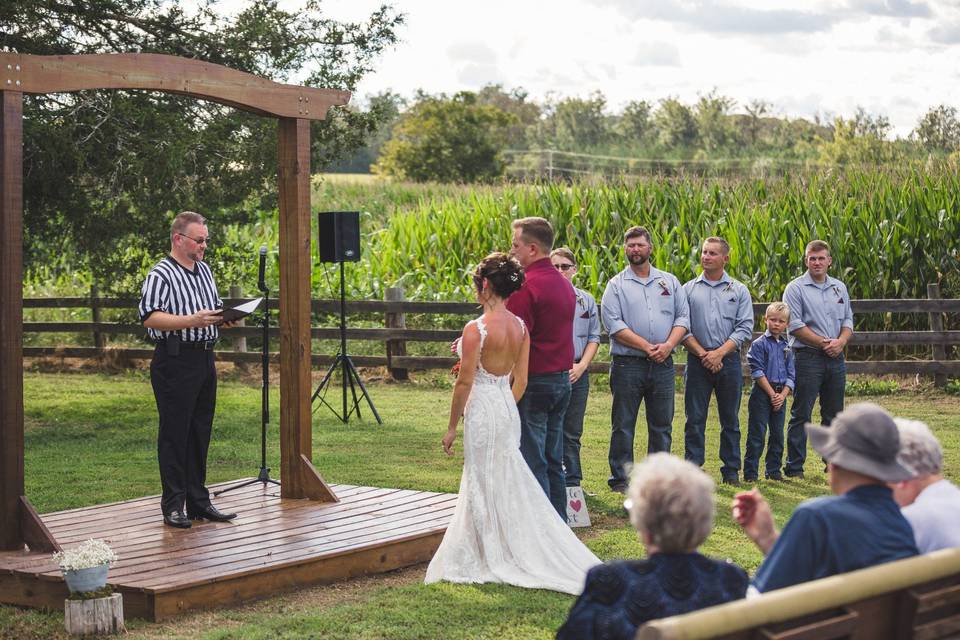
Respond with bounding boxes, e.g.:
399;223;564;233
0;480;457;620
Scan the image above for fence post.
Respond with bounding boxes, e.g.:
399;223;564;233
229;285;249;372
928;283;947;388
90;284;104;352
385;286;408;381
547;149;554;181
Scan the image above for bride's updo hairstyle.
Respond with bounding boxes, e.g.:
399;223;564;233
473;252;524;299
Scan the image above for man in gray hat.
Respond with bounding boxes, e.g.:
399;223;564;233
732;402;918;593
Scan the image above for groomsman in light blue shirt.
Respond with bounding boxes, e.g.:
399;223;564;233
681;237;754;484
600;226;690;493
550;248;601;490
782;239;854;478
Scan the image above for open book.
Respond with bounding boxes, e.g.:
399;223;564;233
219;297;264;323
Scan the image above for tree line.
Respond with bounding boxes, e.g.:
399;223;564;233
333;87;960;182
3;0;403;285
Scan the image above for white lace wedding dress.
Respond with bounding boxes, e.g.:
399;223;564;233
424;316;601;595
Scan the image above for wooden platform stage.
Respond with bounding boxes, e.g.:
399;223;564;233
0;481;457;620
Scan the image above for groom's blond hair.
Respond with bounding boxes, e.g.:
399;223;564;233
512;217;554;253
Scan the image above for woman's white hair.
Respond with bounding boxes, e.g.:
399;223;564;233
895;418;942;476
626;453;715;553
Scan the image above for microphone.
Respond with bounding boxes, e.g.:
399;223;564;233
257;246;267;292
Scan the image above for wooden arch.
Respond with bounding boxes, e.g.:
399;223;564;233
0;53;350;552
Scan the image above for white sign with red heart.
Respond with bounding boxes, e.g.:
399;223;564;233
565;485;591;528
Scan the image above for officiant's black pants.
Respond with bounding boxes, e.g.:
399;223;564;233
150;343;217;515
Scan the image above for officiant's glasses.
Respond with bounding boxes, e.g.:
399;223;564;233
176;232;211;246
554;262;575;271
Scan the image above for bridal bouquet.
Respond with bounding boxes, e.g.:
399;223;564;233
450;337;462;377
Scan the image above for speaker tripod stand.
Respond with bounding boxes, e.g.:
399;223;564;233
311;261;382;424
215;280;280;496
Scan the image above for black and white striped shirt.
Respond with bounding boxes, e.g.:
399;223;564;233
139;256;223;342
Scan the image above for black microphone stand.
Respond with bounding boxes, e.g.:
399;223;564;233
215;275;280;495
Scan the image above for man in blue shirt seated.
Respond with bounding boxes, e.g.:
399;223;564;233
732;402;918;593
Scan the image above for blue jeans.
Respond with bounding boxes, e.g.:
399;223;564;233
608;356;675;488
562;371;590;487
785;350;846;475
518;372;570;518
744;384;786;479
683;352;743;479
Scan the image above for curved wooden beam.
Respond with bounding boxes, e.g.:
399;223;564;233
0;53;349;120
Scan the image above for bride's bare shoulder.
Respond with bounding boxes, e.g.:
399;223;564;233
505;311;526;335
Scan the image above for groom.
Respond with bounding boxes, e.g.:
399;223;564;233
508;217;576;519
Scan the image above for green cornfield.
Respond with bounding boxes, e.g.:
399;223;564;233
347;168;958;317
26;168;959;336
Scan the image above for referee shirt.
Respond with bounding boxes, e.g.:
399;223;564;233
139;256;223;342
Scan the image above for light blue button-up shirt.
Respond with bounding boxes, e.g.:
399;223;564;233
573;287;601;361
601;266;690;357
682;272;754;350
782;272;854;350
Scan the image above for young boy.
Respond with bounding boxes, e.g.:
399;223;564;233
744;302;796;481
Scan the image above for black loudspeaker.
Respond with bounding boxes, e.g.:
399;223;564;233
317;211;361;263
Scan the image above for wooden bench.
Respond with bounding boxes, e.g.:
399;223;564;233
636;547;960;639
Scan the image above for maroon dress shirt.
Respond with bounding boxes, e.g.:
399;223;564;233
506;257;576;375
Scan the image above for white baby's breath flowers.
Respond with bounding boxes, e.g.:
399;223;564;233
52;539;118;571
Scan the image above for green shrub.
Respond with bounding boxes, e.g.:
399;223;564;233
846;378;900;396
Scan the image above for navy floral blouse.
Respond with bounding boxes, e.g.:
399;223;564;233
557;553;748;640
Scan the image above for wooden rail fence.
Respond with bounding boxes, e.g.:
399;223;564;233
21;285;960;385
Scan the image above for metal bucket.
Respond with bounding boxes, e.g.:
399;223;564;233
62;564;109;593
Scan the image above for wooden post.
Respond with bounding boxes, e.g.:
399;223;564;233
928;283;947;388
385;286;408;381
64;593;124;635
91;284;104;351
0;90;25;551
277;117;335;503
228;285;248;373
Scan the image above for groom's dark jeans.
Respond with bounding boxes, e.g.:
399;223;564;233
518;371;570;519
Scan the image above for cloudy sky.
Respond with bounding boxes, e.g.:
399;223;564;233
320;0;959;136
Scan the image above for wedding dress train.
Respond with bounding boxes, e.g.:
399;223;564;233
425;316;601;595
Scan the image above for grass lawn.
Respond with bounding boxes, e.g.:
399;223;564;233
2;370;958;639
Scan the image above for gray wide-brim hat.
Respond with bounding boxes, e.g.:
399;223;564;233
807;402;915;483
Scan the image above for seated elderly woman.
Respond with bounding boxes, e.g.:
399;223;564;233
557;454;748;640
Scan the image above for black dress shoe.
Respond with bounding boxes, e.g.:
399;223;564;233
188;505;237;522
163;511;191;529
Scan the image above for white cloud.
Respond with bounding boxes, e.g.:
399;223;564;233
587;0;839;34
447;41;498;64
633;42;682;66
456;63;503;87
847;0;932;18
304;0;960;136
928;21;960;42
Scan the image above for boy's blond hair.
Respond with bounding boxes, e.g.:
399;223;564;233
765;301;790;321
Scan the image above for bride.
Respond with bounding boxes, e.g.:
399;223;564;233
425;252;600;595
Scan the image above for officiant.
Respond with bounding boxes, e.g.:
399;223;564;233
138;211;238;529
